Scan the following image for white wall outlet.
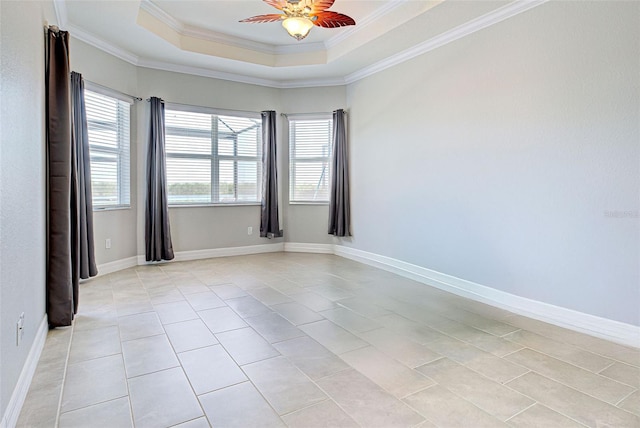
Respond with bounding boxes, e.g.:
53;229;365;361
247;227;253;235
105;238;111;249
16;312;24;346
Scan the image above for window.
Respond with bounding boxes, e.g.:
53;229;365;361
85;89;131;208
288;116;333;202
164;106;262;205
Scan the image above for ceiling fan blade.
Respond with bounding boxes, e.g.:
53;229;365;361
239;13;284;23
262;0;287;11
310;0;335;13
311;11;355;28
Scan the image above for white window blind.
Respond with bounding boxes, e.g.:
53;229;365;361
289;117;333;202
165;107;262;205
85;89;131;208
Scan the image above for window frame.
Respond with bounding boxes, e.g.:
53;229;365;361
288;114;333;205
84;84;132;211
164;103;263;207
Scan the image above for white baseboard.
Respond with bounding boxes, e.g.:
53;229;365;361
97;256;138;276
174;243;285;262
91;242;640;348
332;245;640;349
0;315;48;428
284;242;334;254
135;243;285;266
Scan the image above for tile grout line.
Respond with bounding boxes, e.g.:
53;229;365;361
596;361;618;374
500;320;640;367
503;401;537;422
53;323;75;428
212;327;288;424
504;370;638;425
614;388;637;407
502;346;639;400
402;382;496;427
44;254;640;428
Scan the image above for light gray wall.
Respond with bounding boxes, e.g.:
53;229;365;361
70;38;139;264
345;1;640;325
0;0;55;417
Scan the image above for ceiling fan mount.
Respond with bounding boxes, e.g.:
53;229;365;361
240;0;356;41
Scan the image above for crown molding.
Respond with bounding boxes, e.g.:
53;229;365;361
137;59;281;87
52;0;68;27
66;22;343;89
325;0;409;49
137;58;347;89
139;0;182;33
68;23;141;66
139;0;407;56
62;0;549;89
277;76;347;89
140;0;327;55
345;0;549;84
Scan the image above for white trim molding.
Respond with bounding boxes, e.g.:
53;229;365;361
283;242;334;254
0;316;48;428
136;243;285;265
91;241;640;348
57;0;549;89
345;0;549;84
330;245;640;348
96;256;138;276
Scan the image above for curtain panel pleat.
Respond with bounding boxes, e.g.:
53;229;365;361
328;109;351;237
260;111;283;238
145;97;175;261
71;72;98;282
46;28;76;327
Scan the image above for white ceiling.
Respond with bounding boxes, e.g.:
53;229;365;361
55;0;547;88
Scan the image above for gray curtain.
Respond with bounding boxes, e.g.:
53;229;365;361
260;111;283;238
71;71;98;282
328;109;351;237
46;27;76;327
145;97;175;261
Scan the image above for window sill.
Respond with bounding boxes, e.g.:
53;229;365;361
289;201;330;206
93;206;131;212
168;202;261;208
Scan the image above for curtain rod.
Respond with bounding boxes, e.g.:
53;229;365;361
151;100;263;118
281;110;347;117
86;80;142;101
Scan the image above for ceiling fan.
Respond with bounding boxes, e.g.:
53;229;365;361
240;0;356;41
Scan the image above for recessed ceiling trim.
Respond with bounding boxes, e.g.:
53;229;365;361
136;58;346;89
140;0;276;54
52;0;68;27
139;0;182;33
345;0;550;84
140;0;414;56
69;23;141;66
324;0;409;49
137;58;281;87
140;0;325;55
59;0;550;89
181;24;326;55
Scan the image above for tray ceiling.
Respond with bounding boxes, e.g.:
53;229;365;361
54;0;546;87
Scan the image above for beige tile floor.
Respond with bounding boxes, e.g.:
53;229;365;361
17;253;640;427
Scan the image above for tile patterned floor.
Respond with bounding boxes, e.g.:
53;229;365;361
17;253;640;427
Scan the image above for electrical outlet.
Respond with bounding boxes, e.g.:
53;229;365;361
105;238;111;249
247;227;253;235
16;313;24;346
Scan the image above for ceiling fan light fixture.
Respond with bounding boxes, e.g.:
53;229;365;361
240;0;356;42
282;16;313;41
